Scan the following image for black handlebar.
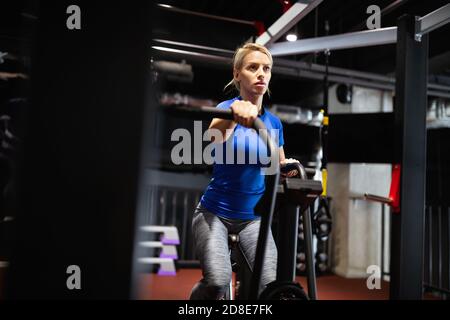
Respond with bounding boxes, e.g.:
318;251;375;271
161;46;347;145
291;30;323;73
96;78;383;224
281;162;316;180
281;162;307;180
167;105;235;121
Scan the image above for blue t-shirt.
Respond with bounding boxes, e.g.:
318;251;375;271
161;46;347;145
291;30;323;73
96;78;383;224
200;97;284;220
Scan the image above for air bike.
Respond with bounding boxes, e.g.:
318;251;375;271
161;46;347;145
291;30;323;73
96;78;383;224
165;105;323;300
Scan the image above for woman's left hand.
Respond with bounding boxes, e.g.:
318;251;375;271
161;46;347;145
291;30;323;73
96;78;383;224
280;158;300;178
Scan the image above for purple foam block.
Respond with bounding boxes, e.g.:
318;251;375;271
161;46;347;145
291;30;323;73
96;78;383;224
159;254;178;259
157;270;177;276
160;236;180;245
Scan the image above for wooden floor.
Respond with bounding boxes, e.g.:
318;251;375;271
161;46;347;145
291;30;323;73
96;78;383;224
137;268;392;300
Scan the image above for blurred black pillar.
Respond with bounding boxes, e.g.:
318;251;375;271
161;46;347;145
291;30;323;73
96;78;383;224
390;14;428;300
7;1;152;299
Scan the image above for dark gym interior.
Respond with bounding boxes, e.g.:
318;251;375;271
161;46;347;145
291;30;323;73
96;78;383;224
0;0;450;306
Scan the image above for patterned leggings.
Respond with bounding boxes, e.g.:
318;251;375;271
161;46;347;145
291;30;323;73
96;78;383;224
189;203;278;300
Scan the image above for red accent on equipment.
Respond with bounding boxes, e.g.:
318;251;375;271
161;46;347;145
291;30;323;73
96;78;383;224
389;164;401;213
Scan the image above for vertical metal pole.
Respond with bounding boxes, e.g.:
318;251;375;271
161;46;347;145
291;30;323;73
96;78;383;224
303;207;318;300
381;204;385;279
438;206;442;289
249;173;280;299
160;189;167;225
390;14;428;300
313;8;319;64
448;207;450;291
429;206;433;284
181;192;189;260
171;191;177;226
277;204;299;282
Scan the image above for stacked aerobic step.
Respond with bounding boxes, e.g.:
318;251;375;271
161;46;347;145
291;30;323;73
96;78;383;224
138;225;180;276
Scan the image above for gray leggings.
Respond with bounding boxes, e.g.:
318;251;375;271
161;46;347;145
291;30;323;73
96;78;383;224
189;203;278;300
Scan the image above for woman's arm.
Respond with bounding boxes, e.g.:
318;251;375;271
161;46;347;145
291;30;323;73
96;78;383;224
208;118;237;143
208;100;259;143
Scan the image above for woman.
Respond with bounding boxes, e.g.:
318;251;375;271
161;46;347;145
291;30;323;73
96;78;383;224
190;42;299;300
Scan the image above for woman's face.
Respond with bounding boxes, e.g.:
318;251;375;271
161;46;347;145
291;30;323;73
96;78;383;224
234;50;272;97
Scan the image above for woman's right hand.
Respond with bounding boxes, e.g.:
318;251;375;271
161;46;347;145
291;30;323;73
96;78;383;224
230;100;259;128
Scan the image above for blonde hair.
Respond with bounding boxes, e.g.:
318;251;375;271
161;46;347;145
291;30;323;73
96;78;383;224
224;42;273;94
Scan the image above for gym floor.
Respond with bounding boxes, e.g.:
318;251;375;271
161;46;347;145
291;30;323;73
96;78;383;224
137;269;391;300
0;267;440;300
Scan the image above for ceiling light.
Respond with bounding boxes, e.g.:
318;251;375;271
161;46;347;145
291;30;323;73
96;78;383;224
286;33;297;42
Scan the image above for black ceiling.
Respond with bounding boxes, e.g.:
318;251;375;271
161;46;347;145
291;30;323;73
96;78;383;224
150;0;450;104
1;1;449;105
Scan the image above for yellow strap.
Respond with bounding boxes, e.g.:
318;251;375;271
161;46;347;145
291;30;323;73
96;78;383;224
323;116;329;126
321;169;328;196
